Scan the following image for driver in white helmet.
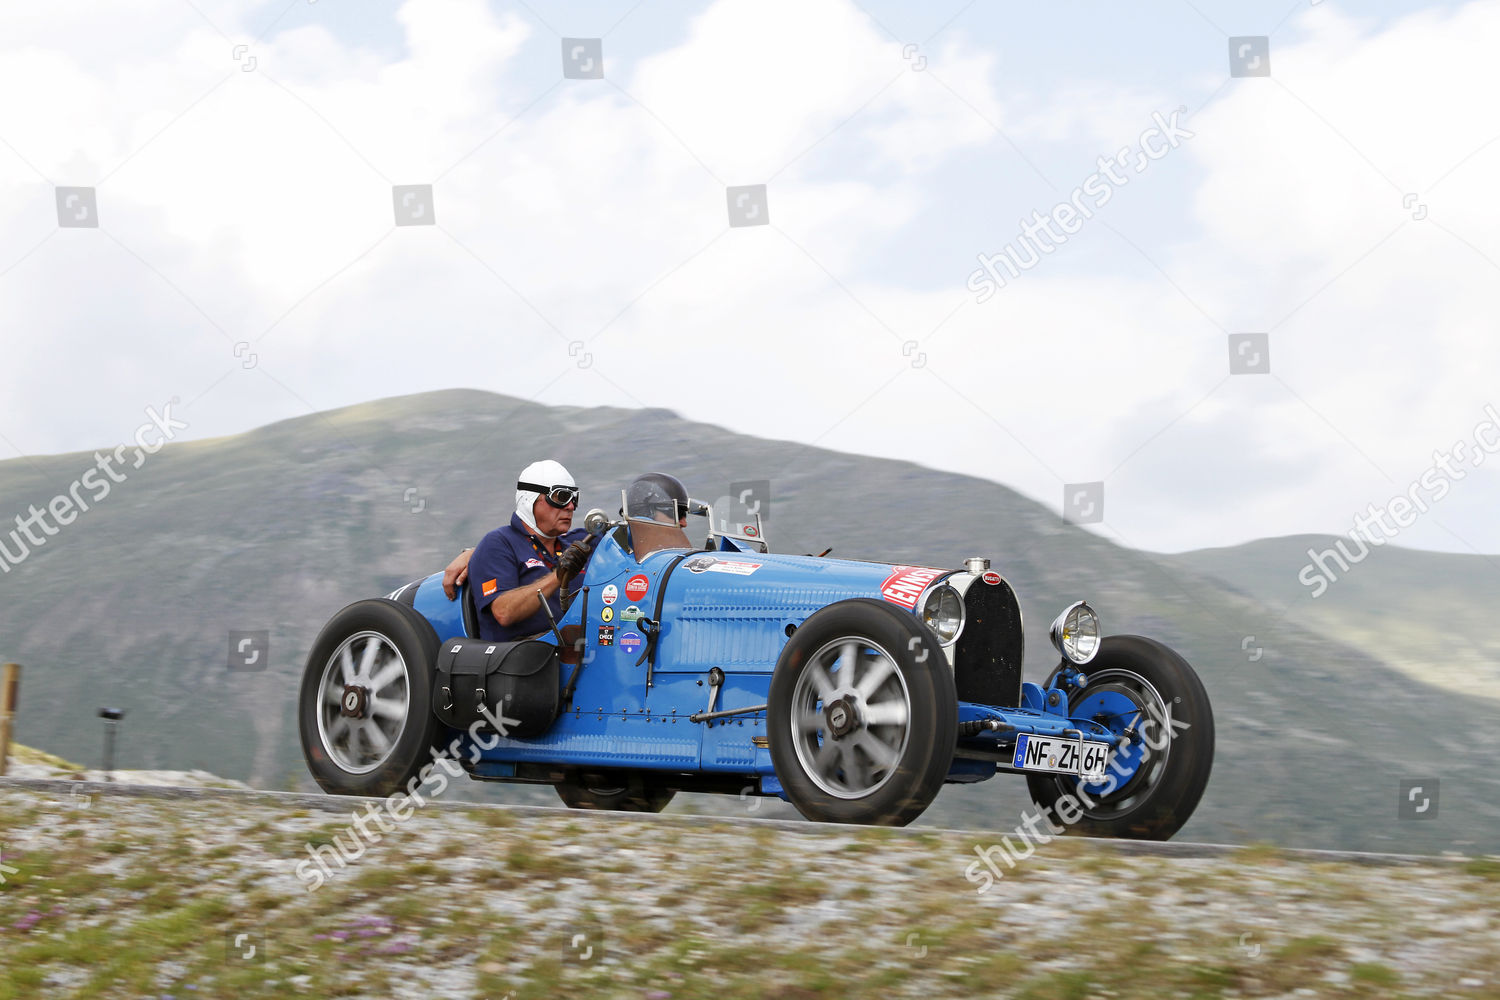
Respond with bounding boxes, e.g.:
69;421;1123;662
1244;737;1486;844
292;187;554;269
459;459;594;642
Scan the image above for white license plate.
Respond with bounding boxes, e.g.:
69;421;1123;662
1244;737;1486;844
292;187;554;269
1013;733;1110;781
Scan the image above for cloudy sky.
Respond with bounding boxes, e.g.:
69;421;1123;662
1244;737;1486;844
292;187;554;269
3;0;1499;554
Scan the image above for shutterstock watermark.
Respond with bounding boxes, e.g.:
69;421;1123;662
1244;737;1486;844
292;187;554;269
966;109;1194;303
1298;403;1500;598
294;703;520;891
0;401;187;574
964;702;1191;893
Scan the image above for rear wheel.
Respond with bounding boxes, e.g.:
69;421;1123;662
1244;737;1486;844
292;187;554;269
1027;635;1214;840
555;777;676;812
299;599;446;797
767;599;956;826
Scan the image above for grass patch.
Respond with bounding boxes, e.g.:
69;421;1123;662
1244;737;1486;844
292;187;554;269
6;744;84;771
1275;934;1344;962
476;808;516;827
1463;856;1500;880
505;842;573;879
1017;969;1096;1000
1234;841;1286;865
1351;962;1401;987
347;863;408;893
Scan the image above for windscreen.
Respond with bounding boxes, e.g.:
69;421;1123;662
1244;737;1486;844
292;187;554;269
628;518;693;561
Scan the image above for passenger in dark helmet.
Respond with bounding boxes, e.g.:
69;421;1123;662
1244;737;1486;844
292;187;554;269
623;472;690;527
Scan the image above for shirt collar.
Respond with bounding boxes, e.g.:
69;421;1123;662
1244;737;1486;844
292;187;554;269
510;512;559;559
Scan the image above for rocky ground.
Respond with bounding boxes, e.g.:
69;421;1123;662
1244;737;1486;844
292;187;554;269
1;763;1498;1000
0;744;251;790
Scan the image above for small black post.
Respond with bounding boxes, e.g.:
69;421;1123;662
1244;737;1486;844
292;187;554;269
98;707;123;781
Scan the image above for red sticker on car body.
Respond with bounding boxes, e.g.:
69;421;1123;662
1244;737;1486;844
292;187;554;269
878;565;945;609
625;574;649;602
982;571;1001;585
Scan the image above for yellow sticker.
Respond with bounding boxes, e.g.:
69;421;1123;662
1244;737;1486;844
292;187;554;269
600;606;614;623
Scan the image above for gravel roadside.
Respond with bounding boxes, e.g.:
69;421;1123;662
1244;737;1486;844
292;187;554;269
1;781;1497;999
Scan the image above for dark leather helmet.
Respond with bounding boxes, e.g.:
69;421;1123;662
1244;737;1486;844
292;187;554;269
623;472;689;522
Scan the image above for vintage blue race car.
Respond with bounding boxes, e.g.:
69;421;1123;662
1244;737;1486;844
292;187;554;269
299;496;1214;837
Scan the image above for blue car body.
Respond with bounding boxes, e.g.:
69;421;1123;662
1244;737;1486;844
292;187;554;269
393;524;1141;801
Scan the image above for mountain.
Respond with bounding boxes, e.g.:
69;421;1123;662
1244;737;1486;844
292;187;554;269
1;389;1495;853
1170;536;1500;702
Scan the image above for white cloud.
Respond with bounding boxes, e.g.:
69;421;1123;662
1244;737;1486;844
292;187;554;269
629;0;988;178
1007;81;1177;150
3;0;1500;556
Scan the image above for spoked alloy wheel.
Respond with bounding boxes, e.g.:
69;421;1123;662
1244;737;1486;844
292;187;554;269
788;636;912;799
1027;635;1214;840
299;599;445;797
768;599;956;826
316;630;412;775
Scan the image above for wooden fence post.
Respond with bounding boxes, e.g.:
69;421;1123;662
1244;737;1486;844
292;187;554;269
0;663;20;777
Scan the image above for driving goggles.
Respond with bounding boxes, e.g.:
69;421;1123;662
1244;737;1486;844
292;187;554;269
518;481;580;508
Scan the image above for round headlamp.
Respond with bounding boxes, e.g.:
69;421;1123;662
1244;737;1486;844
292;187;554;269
1049;601;1100;664
920;584;964;645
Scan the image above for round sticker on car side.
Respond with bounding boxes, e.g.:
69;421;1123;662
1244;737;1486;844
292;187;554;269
625;574;649;602
601;584;618;605
600;606;614;623
619;630;643;652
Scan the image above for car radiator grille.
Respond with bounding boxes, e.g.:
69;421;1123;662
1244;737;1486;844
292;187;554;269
953;577;1024;708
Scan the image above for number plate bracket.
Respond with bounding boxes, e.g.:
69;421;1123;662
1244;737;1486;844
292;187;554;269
1012;729;1111;781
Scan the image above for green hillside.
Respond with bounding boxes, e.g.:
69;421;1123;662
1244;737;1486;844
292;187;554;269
1;389;1496;854
1170;536;1500;702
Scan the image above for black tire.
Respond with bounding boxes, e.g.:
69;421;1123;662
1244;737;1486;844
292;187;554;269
767;598;956;826
1026;635;1214;840
299;599;447;797
555;776;676;812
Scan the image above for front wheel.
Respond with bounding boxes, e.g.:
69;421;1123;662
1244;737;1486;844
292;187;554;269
767;598;956;826
1027;635;1214;840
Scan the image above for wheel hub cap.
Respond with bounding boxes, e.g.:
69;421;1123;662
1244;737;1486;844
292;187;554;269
316;630;413;776
825;697;859;738
788;636;913;800
341;685;368;719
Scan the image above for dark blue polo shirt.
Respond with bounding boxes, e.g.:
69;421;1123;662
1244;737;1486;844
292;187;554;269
470;513;589;641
